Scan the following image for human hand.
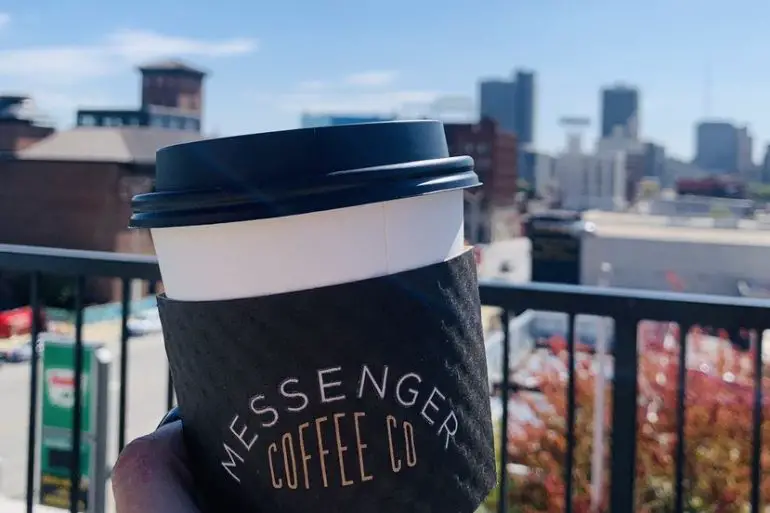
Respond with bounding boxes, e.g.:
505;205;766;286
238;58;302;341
112;421;201;513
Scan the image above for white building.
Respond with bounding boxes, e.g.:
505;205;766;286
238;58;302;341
534;153;557;200
555;132;627;211
595;126;645;156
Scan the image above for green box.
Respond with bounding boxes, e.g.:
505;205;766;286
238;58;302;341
38;338;100;512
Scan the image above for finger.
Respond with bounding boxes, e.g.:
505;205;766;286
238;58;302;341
112;421;200;513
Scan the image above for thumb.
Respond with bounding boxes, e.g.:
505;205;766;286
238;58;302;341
112;421;200;513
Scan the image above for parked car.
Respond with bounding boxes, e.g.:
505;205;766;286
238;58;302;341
127;308;162;337
0;331;89;364
0;338;41;363
0;306;48;338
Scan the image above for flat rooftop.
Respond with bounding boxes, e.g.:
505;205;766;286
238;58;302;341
584;211;770;247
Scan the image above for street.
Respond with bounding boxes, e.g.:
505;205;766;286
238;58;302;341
0;328;170;503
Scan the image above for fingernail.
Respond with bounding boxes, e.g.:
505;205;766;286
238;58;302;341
156;407;181;430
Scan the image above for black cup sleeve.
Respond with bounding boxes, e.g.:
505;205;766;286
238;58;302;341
157;249;496;513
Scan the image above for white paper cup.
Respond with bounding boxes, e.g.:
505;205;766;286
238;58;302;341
152;190;465;301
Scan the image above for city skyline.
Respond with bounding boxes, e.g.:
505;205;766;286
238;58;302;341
1;0;769;160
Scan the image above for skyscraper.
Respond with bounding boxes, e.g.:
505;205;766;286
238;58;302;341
600;85;639;140
736;126;754;173
694;120;752;173
513;70;535;146
479;79;516;133
478;69;537;145
761;145;770;183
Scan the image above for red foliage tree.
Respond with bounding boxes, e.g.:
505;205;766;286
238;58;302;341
484;328;770;513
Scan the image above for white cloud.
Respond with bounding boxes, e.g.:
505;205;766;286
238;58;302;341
106;29;257;61
0;29;258;83
0;28;258;127
344;70;399;87
252;70;440;118
266;89;440;115
0;47;110;82
0;13;10;30
296;80;327;91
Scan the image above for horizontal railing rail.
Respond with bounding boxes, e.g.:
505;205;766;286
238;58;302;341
0;243;767;513
0;244;161;280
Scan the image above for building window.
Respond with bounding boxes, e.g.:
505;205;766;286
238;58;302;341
129;117;141;126
78;114;96;126
150;116;163;127
477;143;490;156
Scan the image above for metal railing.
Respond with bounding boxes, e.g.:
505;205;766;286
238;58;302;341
0;243;768;513
0;244;162;513
480;282;770;513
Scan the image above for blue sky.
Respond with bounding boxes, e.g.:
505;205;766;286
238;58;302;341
1;0;769;160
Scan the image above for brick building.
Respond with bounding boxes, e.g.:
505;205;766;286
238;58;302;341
444;118;518;243
0;127;204;302
0;59;210;304
0;95;55;155
77;60;205;132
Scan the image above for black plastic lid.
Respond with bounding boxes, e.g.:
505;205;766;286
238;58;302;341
129;120;479;228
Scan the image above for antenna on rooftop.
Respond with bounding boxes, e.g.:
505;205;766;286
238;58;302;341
703;62;713;118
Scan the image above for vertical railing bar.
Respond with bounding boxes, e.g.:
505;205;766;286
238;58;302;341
118;278;131;452
497;309;511;513
25;272;42;513
166;368;175;412
70;276;85;513
564;313;576;513
751;327;763;513
673;323;689;513
609;315;639;513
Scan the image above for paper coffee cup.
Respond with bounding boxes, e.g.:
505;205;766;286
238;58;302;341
131;120;479;300
129;121;496;513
